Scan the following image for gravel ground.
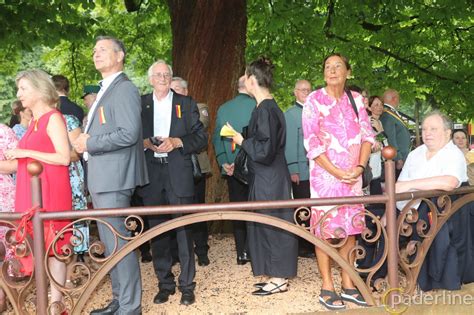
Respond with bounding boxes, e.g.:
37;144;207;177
81;234;362;314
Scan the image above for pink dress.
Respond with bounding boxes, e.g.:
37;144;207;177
0;124;18;258
302;88;374;239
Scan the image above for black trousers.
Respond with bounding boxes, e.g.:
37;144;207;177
292;180;314;253
226;176;249;257
141;162;196;291
191;176;209;258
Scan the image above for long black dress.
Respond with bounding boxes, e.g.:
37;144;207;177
241;98;298;278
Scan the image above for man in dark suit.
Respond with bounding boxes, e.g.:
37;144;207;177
73;36;148;315
138;60;207;306
52;74;85;123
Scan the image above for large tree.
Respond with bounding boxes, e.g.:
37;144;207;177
168;0;248;204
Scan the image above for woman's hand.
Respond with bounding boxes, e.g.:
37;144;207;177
371;140;382;152
227;123;244;146
4;148;29;160
340;166;364;185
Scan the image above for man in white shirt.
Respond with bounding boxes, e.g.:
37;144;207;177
137;60;207;306
396;111;467;210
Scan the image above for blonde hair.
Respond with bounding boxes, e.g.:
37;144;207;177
16;69;59;108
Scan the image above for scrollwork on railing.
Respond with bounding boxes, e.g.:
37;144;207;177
1;220;35;314
41;215;144;314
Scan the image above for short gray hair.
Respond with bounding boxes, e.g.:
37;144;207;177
96;36;126;63
171;76;188;89
147;59;173;78
423;110;453;131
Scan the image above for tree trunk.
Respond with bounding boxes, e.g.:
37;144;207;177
168;0;248;213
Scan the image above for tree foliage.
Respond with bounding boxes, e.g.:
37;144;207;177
0;0;472;123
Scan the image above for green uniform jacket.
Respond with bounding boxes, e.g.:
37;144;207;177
212;93;256;175
284;102;309;181
380;106;411;161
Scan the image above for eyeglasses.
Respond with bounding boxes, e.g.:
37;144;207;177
151;72;171;79
296;88;311;93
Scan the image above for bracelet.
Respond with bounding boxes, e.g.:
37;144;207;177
356;164;366;171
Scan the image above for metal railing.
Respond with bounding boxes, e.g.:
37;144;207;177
0;146;473;314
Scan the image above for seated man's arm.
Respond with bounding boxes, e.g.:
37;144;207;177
396;175;460;193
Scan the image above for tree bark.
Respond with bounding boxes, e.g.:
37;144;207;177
168;0;248;210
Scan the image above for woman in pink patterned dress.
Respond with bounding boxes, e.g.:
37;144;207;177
302;54;374;310
0;123;18;312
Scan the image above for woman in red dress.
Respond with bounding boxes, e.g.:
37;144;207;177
4;69;72;308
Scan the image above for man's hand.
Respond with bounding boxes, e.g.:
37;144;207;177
222;163;234;176
290;173;300;185
155;137;183;153
72;133;90;154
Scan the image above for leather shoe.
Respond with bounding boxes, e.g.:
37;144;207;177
197;255;210;266
153;288;175;304
141;252;152;263
237;252;251;265
90;299;119;315
180;290;195;305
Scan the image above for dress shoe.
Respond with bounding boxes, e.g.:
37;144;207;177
90;299;119;315
180;290;195;305
197;255;210;266
252;281;288;296
298;249;315;258
237;252;251;265
141;252;152;263
153;288;175;304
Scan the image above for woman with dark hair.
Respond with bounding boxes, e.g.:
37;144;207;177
302;53;374;310
11;100;32;140
452;129;474;185
229;57;297;295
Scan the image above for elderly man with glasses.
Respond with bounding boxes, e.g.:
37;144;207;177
136;60;207;306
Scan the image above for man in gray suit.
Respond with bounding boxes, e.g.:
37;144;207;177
73;36;148;315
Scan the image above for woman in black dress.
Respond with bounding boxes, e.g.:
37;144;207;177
230;57;298;295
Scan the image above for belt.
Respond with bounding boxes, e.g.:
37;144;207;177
152;156;168;164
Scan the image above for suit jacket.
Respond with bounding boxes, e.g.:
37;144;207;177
59;96;84;123
284;102;309;181
86;73;149;193
141;91;207;198
380;106;411;161
212;93;255;175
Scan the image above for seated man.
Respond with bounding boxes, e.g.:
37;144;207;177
395;111;469;291
396;111;467;210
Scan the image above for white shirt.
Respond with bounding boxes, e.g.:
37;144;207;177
83;71;123;161
153;90;174;157
396;140;468;210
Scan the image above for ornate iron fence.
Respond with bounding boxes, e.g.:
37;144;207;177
0;147;473;314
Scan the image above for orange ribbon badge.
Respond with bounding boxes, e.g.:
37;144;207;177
176;104;182;118
99;106;106;124
231;141;236;152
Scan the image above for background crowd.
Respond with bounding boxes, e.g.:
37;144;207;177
0;35;472;314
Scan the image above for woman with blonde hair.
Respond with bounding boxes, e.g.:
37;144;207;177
2;69;72;312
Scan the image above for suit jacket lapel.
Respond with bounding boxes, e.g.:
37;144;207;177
88;73;127;130
143;93;154;136
170;93;178;136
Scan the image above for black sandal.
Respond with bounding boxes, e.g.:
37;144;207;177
341;287;367;306
319;289;346;310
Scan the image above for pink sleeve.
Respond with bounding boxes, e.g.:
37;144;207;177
302;94;326;160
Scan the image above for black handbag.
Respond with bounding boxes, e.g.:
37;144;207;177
233;126;249;185
346;89;373;189
191;153;203;181
233;149;249;185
